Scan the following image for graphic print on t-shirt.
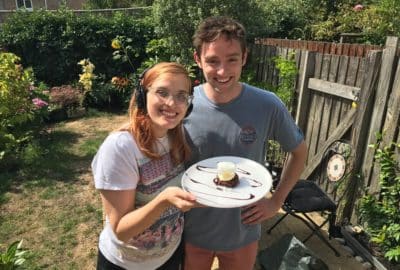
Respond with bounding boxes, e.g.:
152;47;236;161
239;125;257;145
118;153;184;262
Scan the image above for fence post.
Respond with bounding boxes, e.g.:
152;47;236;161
382;58;400;146
338;50;382;223
295;51;315;132
384;58;400;166
360;36;399;196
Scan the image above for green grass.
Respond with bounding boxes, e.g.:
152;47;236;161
79;130;109;157
0;112;122;269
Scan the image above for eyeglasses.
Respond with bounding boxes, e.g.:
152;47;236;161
148;88;193;106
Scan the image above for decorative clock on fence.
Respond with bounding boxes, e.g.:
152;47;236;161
326;154;346;182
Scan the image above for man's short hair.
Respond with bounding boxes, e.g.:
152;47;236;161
193;16;247;56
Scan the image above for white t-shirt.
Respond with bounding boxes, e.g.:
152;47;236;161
92;131;184;269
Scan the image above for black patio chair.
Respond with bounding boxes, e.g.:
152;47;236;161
265;140;351;257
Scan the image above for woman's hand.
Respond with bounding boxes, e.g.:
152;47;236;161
158;186;197;212
102;187;196;242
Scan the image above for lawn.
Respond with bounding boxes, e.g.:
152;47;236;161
0;112;128;269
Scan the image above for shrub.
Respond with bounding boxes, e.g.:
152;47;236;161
0;9;154;86
0;53;34;126
0;52;49;169
273;53;298;112
152;0;267;66
311;1;400;44
49;85;83;110
257;0;314;39
359;140;400;263
84;76;133;112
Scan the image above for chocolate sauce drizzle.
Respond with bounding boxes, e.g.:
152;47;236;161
245;178;263;188
236;167;251;175
196;165;217;173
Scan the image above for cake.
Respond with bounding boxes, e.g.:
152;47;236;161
213;161;239;188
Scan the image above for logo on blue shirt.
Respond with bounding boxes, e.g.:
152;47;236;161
239;126;257;144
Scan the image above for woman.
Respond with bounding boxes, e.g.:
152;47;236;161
92;62;197;269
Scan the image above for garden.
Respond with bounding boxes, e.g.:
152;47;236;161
0;0;399;268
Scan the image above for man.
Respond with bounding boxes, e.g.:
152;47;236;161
183;16;307;270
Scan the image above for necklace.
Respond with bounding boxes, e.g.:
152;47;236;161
155;136;169;155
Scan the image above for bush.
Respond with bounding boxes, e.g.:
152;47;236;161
273;53;298;112
0;53;34;125
0;9;155;86
152;0;267;66
311;1;400;44
0;52;50;170
257;0;315;39
359;140;400;263
0;54;32;168
50;85;82;109
84;76;133;112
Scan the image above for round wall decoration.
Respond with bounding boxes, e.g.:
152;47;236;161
326;154;346;182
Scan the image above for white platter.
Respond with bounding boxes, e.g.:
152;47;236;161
182;156;272;208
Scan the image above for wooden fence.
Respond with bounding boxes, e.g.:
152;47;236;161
255;38;383;57
249;37;400;224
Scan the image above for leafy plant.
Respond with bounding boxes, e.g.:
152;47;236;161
256;0;315;39
241;68;273;90
0;9;154;86
359;139;400;263
49;85;83;112
273;52;298;112
243;52;298;112
0;53;49;169
84;76;132;112
0;53;34;126
0;240;28;269
78;59;96;94
152;0;267;66
83;0;133;9
311;1;400;45
111;36;138;72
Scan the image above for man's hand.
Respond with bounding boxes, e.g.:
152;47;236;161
241;197;282;225
241;141;307;225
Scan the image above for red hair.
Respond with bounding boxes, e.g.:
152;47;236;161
119;62;192;165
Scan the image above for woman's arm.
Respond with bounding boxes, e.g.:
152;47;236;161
101;187;196;242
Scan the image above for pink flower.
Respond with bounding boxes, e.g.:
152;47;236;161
32;98;48;108
353;4;363;11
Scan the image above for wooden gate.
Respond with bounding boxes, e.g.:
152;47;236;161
250;36;400;223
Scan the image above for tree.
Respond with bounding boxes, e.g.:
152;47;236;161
151;0;267;65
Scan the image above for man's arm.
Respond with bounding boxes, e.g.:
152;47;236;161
241;140;307;224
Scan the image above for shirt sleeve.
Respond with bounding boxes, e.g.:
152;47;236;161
91;131;139;190
272;98;304;152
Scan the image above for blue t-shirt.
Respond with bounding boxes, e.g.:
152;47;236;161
183;83;304;251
